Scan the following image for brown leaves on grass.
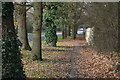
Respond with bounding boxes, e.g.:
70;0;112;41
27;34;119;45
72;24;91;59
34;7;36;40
21;35;119;78
21;37;77;78
76;43;119;78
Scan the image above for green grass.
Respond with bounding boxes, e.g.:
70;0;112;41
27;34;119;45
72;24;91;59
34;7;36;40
57;35;62;39
29;35;62;48
28;33;32;34
29;42;33;47
42;31;61;34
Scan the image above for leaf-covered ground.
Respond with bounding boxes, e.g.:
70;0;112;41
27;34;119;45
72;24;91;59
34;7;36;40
21;35;119;79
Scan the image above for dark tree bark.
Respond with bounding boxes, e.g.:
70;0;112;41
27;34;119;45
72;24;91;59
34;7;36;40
83;27;86;40
62;25;65;39
0;8;1;79
117;0;120;73
75;25;78;34
71;25;76;40
2;2;25;79
118;2;120;53
67;25;71;36
64;25;67;38
31;2;42;61
14;2;31;51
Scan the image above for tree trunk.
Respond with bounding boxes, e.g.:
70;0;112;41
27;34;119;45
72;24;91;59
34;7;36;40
74;26;77;39
83;27;85;40
118;2;120;53
67;25;71;36
71;25;76;40
2;2;25;79
75;26;78;34
31;2;42;61
14;2;31;51
62;25;65;39
0;8;1;79
64;25;67;38
44;3;58;47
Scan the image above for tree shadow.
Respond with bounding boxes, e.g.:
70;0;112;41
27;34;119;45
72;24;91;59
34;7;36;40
25;44;90;79
43;49;73;52
79;46;88;49
57;46;75;49
26;78;86;80
43;46;74;52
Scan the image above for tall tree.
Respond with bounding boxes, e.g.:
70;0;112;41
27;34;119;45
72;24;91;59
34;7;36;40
118;1;120;53
31;2;42;61
71;25;76;40
64;25;67;38
14;2;31;51
118;1;120;74
67;25;71;36
62;24;67;39
57;2;84;40
43;3;59;47
0;3;2;79
62;24;65;39
58;3;69;39
2;2;26;79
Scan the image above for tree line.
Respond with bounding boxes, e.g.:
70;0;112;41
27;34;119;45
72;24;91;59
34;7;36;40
13;2;85;60
2;2;84;79
1;2;120;79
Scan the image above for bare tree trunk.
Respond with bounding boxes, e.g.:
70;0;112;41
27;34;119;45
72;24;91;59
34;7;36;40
83;27;86;40
64;25;67;38
75;26;78;34
117;1;120;73
0;7;1;79
14;2;31;51
67;25;71;36
71;25;76;40
118;2;120;53
62;25;65;39
31;2;42;61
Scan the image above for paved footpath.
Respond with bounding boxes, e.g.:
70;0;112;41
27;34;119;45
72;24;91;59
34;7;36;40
70;44;80;78
51;35;89;78
70;43;89;78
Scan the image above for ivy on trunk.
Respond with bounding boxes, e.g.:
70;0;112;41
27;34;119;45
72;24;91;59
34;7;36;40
2;2;26;79
43;2;59;47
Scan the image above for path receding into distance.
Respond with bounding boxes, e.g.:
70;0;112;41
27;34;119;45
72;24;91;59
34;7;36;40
69;42;90;78
50;35;89;78
68;42;118;78
51;35;118;78
70;43;89;78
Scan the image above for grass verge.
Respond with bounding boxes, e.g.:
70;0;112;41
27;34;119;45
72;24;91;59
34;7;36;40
21;35;74;78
